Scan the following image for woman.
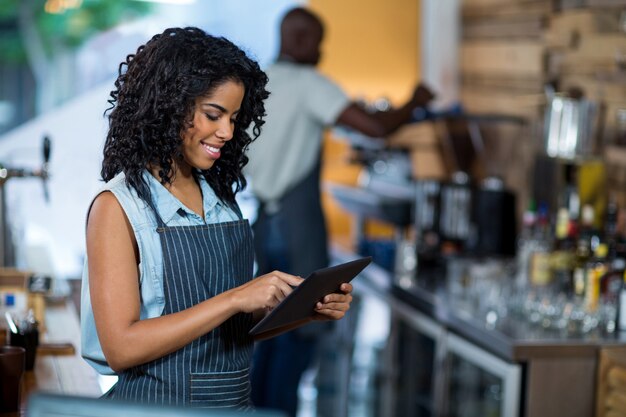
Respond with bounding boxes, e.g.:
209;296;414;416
80;27;353;409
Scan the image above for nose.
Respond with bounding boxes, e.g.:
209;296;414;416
216;119;235;142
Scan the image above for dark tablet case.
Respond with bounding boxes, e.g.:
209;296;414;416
249;257;372;336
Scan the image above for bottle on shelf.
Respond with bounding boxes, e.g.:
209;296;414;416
600;257;625;333
516;200;537;286
605;195;620;259
529;203;553;288
573;236;591;299
618;266;626;332
561;163;580;240
579;204;600;254
585;243;609;314
552;207;576;295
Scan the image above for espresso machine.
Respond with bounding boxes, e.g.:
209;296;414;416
333;115;519;290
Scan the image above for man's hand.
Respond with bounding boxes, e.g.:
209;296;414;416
411;83;435;107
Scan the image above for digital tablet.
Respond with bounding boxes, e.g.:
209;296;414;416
249;257;372;337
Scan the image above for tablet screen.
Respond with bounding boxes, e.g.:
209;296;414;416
249;257;371;336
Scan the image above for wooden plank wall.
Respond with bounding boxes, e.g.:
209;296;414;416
460;0;626;213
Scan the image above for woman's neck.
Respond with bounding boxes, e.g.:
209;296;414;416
150;159;194;186
150;162;205;218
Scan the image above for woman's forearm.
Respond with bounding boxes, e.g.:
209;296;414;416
100;289;240;372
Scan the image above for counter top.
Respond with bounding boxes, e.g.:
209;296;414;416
28;299;102;394
11;298;103;416
333;247;626;363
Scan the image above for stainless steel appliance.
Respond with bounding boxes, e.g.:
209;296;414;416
471;177;517;257
331;116;520;288
543;94;601;160
414;175;517;260
438;172;473;246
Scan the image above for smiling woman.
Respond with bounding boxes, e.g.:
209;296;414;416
79;27;355;410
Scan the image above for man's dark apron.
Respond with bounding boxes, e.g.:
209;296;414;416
252;160;330;340
250;156;330;414
253;161;328;278
108;204;255;409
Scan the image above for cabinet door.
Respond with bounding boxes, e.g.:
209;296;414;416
443;333;521;417
389;303;446;417
394;320;438;416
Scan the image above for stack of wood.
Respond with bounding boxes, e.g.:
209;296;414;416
597;347;626;417
461;0;549;120
461;0;626;212
460;0;550;217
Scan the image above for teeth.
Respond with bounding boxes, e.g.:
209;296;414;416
204;144;220;153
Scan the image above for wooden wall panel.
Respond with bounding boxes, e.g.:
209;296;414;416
461;41;546;77
460;2;626;222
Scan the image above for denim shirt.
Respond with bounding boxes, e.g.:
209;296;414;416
80;171;240;375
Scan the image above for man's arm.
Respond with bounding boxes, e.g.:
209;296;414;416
336;83;435;138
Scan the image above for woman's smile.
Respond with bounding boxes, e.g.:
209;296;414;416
181;80;245;170
202;142;222;159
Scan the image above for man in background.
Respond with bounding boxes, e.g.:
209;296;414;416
245;7;434;416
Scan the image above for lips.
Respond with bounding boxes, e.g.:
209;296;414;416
202;142;221;158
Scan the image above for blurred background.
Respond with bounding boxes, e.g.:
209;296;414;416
3;1;626;417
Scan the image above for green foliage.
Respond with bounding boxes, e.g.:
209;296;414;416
0;0;152;63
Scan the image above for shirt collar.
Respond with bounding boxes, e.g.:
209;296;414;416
143;170;221;224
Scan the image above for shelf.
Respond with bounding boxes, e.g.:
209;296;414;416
329;184;413;228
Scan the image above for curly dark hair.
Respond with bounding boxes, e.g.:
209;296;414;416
102;27;269;205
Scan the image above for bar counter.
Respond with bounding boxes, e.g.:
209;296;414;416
333;247;626;417
335;246;626;358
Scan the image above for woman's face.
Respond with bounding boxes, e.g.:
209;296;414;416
180;79;245;171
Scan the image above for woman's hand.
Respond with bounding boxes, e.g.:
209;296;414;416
312;283;353;321
251;282;355;341
230;270;303;314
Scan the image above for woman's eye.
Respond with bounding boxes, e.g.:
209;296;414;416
205;113;220;121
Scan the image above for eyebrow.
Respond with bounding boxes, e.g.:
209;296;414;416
201;103;239;114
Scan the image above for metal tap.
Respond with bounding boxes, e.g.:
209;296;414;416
0;135;51;200
0;135;52;267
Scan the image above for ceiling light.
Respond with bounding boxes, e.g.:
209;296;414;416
44;0;83;14
132;0;197;4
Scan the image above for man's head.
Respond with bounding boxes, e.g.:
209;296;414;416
279;7;324;66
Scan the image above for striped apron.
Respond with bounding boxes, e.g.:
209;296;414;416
109;205;255;409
